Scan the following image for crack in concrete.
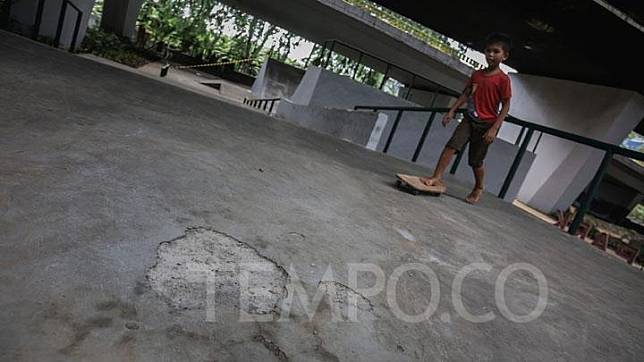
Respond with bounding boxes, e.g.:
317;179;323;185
254;334;288;361
318;280;375;312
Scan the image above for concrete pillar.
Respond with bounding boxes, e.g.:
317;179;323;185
100;0;143;38
501;73;644;213
251;59;306;99
9;0;96;50
627;193;644;213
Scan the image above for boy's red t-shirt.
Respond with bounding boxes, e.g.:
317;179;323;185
466;70;512;122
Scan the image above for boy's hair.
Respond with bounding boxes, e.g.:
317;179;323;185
484;33;512;54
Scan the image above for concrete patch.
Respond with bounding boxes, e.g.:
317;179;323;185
146;227;288;315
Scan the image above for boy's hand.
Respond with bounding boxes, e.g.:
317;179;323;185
442;112;454;127
483;127;497;144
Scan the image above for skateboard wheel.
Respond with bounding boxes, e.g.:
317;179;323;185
411;189;420;195
396;180;402;187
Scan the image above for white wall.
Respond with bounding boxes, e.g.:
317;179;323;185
504;73;644;213
274;99;381;147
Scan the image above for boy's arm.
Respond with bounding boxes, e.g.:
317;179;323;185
483;98;510;144
491;98;511;131
443;84;472;126
449;85;471;114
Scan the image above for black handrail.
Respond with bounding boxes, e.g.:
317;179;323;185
54;0;83;51
354;105;644;161
243;97;281;114
353;105;644;234
355;106;462;156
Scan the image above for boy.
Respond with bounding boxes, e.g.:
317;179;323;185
420;33;512;204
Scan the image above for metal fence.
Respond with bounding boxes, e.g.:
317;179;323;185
243;97;281;114
53;0;83;51
354;105;644;234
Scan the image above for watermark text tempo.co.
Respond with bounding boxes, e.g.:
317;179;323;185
203;262;548;324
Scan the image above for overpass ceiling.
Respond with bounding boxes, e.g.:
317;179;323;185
219;0;474;93
371;0;644;94
222;0;643;94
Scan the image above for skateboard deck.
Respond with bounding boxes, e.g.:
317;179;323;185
395;174;446;196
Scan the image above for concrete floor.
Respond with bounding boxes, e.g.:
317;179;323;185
2;31;644;361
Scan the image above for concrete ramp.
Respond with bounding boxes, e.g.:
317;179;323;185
274;99;384;147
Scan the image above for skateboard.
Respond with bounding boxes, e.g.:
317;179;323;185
395;174;446;196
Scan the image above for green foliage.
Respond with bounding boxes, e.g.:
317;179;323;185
137;0;306;76
627;204;644;226
621;131;644;167
91;0;104;19
81;27;148;68
125;0;439;89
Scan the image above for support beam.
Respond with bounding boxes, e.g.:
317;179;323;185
498;128;534;199
379;63;390;90
101;0;144;38
323;40;335;69
412;111;436;162
32;0;46;39
383;110;403;153
568;151;613;235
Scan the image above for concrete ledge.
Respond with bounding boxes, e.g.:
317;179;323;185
275;99;383;147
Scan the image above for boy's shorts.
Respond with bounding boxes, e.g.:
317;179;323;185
446;115;495;168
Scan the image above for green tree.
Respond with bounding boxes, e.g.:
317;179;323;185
138;0;290;75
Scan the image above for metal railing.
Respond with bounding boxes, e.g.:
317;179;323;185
243;97;281;114
354;105;644;234
53;0;83;51
312;39;459;100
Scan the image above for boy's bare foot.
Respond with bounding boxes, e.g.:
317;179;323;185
419;176;441;187
466;187;484;204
